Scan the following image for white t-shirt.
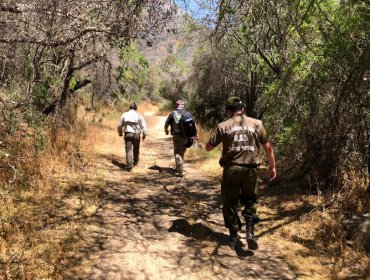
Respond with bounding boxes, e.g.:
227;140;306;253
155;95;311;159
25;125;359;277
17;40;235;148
117;109;148;136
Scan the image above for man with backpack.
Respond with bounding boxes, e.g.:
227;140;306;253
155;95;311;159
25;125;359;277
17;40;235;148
205;96;276;250
164;100;198;177
117;102;148;172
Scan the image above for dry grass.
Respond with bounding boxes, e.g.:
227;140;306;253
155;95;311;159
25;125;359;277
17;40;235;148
258;177;369;279
137;102;159;116
0;105;100;279
186;123;222;174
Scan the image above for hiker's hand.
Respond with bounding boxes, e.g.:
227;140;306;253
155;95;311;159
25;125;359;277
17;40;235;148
268;167;277;181
194;135;199;141
165;129;169;135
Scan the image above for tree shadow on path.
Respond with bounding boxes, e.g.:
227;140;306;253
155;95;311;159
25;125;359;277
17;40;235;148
148;164;177;176
53;121;299;279
168;218;255;258
111;159;128;170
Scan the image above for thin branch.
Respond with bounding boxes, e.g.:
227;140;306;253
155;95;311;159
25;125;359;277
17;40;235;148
0;27;110;47
291;0;316;33
360;0;370;7
73;54;106;71
256;47;281;76
69;79;92;93
7;162;20;183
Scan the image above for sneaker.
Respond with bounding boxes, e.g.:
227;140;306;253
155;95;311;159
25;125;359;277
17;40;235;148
175;166;183;177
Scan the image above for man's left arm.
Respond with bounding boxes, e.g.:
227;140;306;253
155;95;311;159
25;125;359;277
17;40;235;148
191;113;199;141
262;142;276;181
139;114;148;140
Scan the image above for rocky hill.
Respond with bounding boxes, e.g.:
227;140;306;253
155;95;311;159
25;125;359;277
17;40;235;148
139;13;197;68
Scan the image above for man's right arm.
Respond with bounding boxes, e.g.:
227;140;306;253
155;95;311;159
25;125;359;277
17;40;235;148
117;114;125;136
205;142;215;151
164;113;173;135
206;126;222;152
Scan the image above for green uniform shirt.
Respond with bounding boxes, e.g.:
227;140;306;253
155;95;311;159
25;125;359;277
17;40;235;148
209;114;269;166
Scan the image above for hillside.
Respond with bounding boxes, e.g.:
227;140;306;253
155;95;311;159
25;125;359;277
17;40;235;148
139;12;197;68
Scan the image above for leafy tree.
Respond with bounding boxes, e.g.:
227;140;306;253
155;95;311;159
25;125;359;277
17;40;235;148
159;54;187;103
0;0;176;114
116;42;149;101
188;0;370;196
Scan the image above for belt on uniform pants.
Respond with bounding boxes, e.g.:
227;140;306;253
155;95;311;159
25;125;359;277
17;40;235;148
229;163;259;169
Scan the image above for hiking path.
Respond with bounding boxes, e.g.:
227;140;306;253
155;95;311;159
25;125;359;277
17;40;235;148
62;109;297;280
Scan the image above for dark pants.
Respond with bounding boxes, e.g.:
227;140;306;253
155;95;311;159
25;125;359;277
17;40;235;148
221;165;258;233
124;133;140;168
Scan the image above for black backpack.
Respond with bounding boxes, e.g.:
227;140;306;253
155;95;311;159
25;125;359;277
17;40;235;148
173;111;197;138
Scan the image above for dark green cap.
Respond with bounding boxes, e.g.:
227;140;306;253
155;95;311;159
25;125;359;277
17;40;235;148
226;96;243;107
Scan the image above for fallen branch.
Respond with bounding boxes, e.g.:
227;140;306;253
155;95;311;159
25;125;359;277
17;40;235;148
0;4;23;13
7;162;20;183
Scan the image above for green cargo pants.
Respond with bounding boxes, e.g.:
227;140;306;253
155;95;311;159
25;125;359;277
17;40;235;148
221;165;259;233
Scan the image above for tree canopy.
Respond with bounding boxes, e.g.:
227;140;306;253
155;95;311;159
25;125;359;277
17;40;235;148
186;0;369;200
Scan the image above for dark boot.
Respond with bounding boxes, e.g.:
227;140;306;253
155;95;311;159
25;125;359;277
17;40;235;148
126;164;133;172
246;217;258;250
229;229;237;249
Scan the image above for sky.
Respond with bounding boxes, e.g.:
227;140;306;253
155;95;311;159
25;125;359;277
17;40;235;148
174;0;216;20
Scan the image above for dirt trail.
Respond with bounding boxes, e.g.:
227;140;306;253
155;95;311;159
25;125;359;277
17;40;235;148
66;112;297;280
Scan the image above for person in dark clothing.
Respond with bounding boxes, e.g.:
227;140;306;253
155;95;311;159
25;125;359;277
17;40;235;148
164;100;198;177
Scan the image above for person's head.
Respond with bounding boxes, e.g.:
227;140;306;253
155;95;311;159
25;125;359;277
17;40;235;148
129;102;137;110
175;99;185;110
226;96;245;118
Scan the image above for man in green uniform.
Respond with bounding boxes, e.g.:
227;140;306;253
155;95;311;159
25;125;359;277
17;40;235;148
205;97;276;250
